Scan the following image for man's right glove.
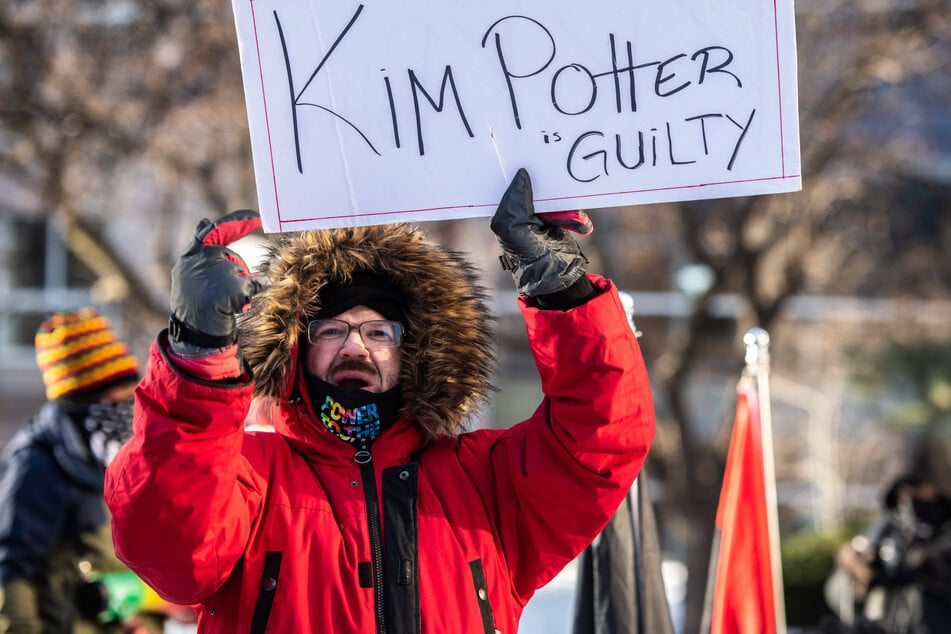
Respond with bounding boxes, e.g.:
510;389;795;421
490;167;592;297
169;209;264;350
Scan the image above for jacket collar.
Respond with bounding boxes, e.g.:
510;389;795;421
274;407;426;468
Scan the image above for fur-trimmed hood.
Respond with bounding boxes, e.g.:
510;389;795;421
238;224;496;439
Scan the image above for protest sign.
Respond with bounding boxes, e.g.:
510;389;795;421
231;1;801;233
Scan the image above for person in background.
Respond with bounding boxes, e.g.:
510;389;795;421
0;307;152;633
106;169;656;632
824;438;951;634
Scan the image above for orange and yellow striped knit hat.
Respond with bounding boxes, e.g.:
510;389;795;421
35;307;140;401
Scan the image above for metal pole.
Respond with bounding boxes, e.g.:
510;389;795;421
743;328;787;634
619;291;643;339
620;290;645;624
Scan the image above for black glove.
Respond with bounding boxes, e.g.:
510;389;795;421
75;579;109;622
169;209;264;349
491;168;592;297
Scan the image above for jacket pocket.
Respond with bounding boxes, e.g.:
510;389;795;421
249;551;283;634
468;558;497;634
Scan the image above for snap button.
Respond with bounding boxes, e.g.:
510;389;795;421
351;480;359;487
478;588;487;601
262;578;277;592
399;470;410;480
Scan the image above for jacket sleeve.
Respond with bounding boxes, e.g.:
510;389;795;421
104;332;263;605
0;448;70;585
460;274;655;601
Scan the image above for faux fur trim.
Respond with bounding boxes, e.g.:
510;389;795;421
237;224;497;439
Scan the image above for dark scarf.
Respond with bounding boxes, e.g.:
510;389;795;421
57;397;135;468
83;399;135;467
303;371;402;445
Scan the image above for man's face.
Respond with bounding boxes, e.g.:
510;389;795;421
99;381;137;403
304;305;402;393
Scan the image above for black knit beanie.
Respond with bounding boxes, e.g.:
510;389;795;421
313;271;406;323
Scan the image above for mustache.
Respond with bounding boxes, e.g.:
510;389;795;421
329;359;378;377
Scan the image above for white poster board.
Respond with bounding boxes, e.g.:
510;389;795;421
231;1;801;233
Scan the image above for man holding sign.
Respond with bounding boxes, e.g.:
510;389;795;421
105;169;655;633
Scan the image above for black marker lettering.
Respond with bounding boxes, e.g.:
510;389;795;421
692;46;742;87
383;71;401;149
654;53;690;97
615;131;646;170
408;65;474;156
551;64;597;115
685;113;723;155
567;131;607;183
274;12;303;173
275;5;379;173
726;109;755;170
667;122;696;165
481;16;556;129
609;34;622;113
594;39;657;113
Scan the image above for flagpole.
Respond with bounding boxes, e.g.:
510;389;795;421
620;289;644;602
743;328;787;634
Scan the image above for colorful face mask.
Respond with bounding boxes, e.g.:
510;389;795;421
303;372;402;445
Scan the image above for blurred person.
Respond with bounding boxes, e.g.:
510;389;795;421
572;474;675;634
0;308;151;633
105;169;656;632
824;448;951;634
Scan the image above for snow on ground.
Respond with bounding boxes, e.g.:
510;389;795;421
518;559;582;633
518;558;688;634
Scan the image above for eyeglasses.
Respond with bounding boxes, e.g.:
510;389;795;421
306;319;404;350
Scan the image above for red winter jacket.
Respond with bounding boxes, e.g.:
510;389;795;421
105;279;654;633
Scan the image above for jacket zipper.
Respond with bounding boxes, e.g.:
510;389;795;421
356;440;386;634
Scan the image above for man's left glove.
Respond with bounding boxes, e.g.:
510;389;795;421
169;209;264;350
491;167;592;297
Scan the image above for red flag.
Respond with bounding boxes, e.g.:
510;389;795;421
710;383;778;634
